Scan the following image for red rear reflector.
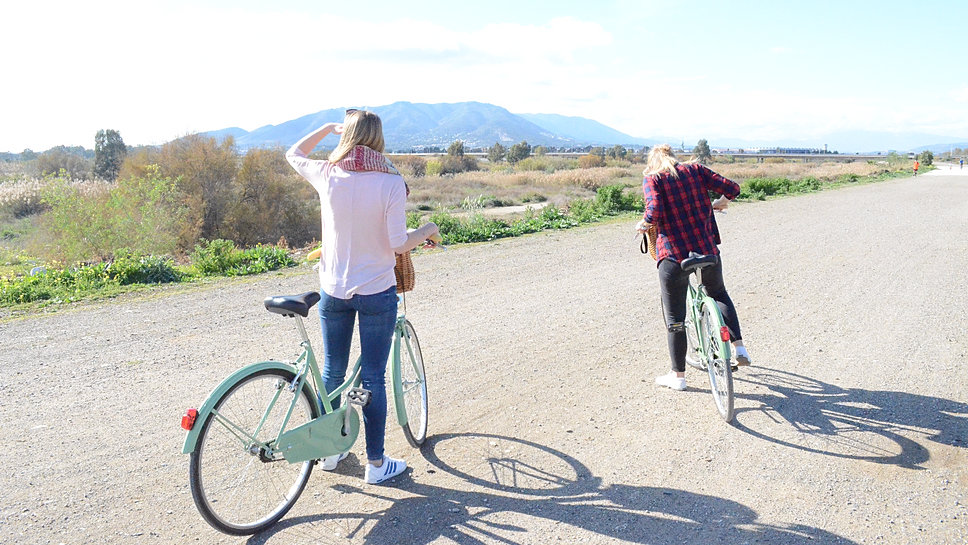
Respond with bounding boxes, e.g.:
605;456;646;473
181;408;198;430
720;327;730;342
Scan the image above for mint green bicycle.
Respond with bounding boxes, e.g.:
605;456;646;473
681;252;735;422
179;291;428;535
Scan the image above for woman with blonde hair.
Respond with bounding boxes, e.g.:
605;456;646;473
286;109;438;483
637;144;750;391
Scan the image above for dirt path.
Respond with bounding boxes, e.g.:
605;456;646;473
2;167;967;544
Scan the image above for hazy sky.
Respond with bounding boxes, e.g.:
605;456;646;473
4;0;966;152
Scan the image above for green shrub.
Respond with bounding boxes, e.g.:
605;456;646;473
740;177;790;198
578;154;605;168
516;157;553;172
425;160;443;177
390;155;427;177
190;239;294;277
107;250;180;284
406;210;422;229
0;249;184;306
39;167;188;264
837;173;860;184
521;192;547;203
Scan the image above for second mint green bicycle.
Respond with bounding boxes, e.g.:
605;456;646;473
681;252;735;422
179;291;428;535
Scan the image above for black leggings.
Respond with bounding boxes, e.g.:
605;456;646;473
658;257;743;373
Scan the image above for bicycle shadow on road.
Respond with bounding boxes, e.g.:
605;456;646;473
246;433;857;545
732;368;968;469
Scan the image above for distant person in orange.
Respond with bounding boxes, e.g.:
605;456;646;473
913;159;920;177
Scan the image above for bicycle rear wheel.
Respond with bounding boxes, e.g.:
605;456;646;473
684;282;703;370
189;369;318;535
700;302;734;422
397;320;428;447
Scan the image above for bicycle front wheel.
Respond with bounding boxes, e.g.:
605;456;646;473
189;369;318;535
396;320;429;447
700;302;734;422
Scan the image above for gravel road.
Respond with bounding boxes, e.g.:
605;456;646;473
2;166;966;544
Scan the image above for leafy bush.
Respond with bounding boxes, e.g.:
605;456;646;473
189;239;295;277
837;173;860;184
223;148;319;248
425;160;443;177
107;250;180;284
390;155;427;177
406;210;422;229
521;192;547;203
0;251;181;306
38;168;188;264
578;154;605;168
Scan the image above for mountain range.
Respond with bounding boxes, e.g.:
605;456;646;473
204;101;657;152
203;101;964;154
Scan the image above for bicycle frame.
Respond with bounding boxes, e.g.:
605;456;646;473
183;295;415;457
182;314;363;457
685;272;732;368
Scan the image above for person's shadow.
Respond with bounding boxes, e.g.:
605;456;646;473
246;433;858;545
731;368;968;469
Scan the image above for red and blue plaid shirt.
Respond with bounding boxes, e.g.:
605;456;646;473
643;163;740;264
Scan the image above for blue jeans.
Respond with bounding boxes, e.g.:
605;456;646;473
319;286;397;462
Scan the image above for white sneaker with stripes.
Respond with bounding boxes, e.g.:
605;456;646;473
365;456;407;484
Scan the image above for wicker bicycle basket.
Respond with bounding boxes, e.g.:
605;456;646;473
395;251;415;293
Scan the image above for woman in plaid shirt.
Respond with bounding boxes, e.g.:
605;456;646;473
637;144;751;391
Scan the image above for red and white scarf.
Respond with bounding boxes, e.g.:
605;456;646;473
334;145;400;175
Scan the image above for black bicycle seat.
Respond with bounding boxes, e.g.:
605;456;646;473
680;252;719;273
264;292;321;317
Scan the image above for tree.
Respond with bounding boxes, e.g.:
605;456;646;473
94;129;127;181
506;141;532;164
35;147;92;179
578;154;605;168
918;150;934;166
693;139;712;164
447;140;465;157
606;145;627;160
487;142;507;163
533;145;548;156
157;134;238;242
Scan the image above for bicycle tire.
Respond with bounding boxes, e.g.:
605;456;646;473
397;320;428;447
189;368;318;535
700;301;735;422
684;281;703;370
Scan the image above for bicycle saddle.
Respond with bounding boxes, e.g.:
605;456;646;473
679;252;719;272
264;291;322;317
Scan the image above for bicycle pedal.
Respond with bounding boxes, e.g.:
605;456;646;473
346;387;371;407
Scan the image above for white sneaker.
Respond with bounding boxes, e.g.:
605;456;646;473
364;456;407;484
319;451;348;471
655;372;686;391
734;345;752;366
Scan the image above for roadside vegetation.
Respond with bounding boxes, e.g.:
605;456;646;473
1;135;929;310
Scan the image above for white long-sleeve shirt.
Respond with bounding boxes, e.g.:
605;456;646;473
286;148;408;299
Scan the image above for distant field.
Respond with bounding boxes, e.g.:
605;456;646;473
401;158;897;212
